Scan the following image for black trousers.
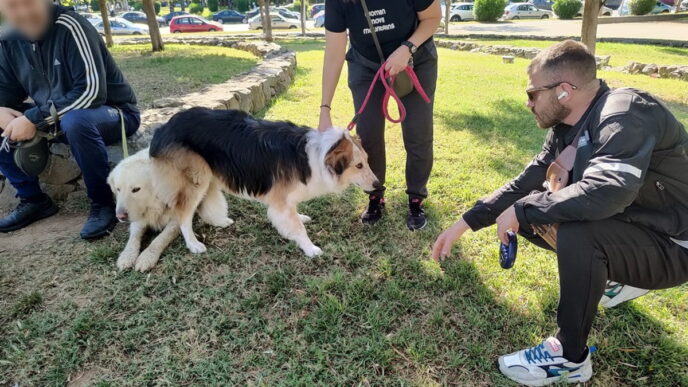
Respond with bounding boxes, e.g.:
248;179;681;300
520;219;688;361
347;42;438;200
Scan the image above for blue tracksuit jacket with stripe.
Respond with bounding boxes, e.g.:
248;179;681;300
0;5;138;132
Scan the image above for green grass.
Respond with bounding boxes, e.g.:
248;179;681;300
1;40;687;386
445;37;688;68
111;44;258;108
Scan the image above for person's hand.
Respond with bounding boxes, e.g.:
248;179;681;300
496;205;520;245
385;45;412;76
318;107;333;132
0;107;22;130
432;219;471;261
3;116;37;142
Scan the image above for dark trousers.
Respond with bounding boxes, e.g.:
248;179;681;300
520;219;688;361
347;42;438;200
0;105;140;206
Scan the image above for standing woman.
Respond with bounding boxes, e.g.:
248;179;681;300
318;0;442;231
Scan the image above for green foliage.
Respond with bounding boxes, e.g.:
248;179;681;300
189;2;204;14
154;2;162;14
130;1;143;11
208;0;219;12
235;0;250;12
552;0;582;19
90;0;100;12
473;0;507;21
629;0;655;15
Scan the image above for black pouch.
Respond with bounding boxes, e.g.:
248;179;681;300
12;136;50;177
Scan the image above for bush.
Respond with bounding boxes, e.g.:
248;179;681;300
235;0;249;12
629;0;655;15
473;0;508;21
154;2;161;14
552;0;582;19
208;0;219;12
189;2;204;14
130;1;143;11
91;0;100;12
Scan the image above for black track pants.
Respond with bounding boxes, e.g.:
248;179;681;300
347;42;438;200
521;219;688;361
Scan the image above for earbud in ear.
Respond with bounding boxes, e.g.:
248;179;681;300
558;91;569;100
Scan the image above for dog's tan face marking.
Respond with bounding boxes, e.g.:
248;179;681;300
108;158;155;223
325;134;379;191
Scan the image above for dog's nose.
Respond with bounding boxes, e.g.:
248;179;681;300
116;212;128;222
372;180;382;190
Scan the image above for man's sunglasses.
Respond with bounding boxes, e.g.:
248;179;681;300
526;82;577;101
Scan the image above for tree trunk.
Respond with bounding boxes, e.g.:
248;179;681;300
300;0;306;36
143;0;165;51
98;0;114;48
169;0;174;14
580;0;601;54
258;0;273;42
444;0;450;35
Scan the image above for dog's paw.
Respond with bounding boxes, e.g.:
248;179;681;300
134;249;161;272
186;240;207;254
302;244;323;258
298;214;312;223
211;217;234;228
116;249;139;271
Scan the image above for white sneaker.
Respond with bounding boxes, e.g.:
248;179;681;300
599;280;649;308
498;337;593;386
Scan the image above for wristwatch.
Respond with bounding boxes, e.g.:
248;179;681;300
401;40;417;54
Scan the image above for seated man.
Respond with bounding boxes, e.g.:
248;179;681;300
0;0;140;239
433;40;688;386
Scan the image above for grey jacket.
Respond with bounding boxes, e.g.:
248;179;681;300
463;81;688;242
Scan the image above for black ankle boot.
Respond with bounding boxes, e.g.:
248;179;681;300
361;194;385;225
80;203;118;240
406;197;427;231
0;195;58;233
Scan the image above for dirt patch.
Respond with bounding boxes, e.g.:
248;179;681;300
0;213;84;254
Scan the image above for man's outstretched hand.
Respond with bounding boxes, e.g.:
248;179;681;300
432;218;470;261
496;205;519;245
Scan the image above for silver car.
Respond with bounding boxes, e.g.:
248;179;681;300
503;3;554;19
95;17;149;35
248;13;300;30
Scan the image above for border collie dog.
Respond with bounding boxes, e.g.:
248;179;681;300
143;107;379;258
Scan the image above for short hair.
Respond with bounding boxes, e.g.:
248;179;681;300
528;40;597;85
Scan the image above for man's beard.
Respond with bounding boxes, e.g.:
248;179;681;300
531;94;571;128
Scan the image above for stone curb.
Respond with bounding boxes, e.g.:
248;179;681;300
623;61;688;81
0;38;297;212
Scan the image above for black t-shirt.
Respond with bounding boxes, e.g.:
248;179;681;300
325;0;435;63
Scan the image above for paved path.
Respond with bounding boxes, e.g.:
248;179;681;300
448;19;688;41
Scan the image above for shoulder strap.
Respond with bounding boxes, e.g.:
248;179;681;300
360;0;386;63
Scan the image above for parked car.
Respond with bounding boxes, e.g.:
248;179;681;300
164;11;189;24
314;10;325;27
450;3;475;21
170;15;223;33
503;3;554;19
614;0;672;15
274;7;301;20
78;12;102;25
212;9;245;23
120;11;166;26
248;13;300;29
604;0;623;9
529;0;554;10
243;8;261;23
95;17;149;35
576;2;614;16
311;3;324;18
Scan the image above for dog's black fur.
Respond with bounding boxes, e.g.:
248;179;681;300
150;108;312;196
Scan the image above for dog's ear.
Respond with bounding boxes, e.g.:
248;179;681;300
325;136;353;176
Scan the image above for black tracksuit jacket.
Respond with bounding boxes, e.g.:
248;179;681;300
0;5;137;132
463;82;688;243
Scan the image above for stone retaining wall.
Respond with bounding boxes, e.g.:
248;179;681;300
623;62;688;81
434;39;612;68
0;38;297;212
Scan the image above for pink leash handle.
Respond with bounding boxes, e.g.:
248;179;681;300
347;62;431;131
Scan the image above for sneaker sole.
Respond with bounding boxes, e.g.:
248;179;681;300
600;287;649;308
0;204;59;233
498;360;593;386
407;218;428;232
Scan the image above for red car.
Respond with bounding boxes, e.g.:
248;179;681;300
170;15;223;33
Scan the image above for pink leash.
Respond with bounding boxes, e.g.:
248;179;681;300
347;62;431;131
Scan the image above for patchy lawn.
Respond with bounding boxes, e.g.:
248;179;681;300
1;40;686;386
111;44;259;108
